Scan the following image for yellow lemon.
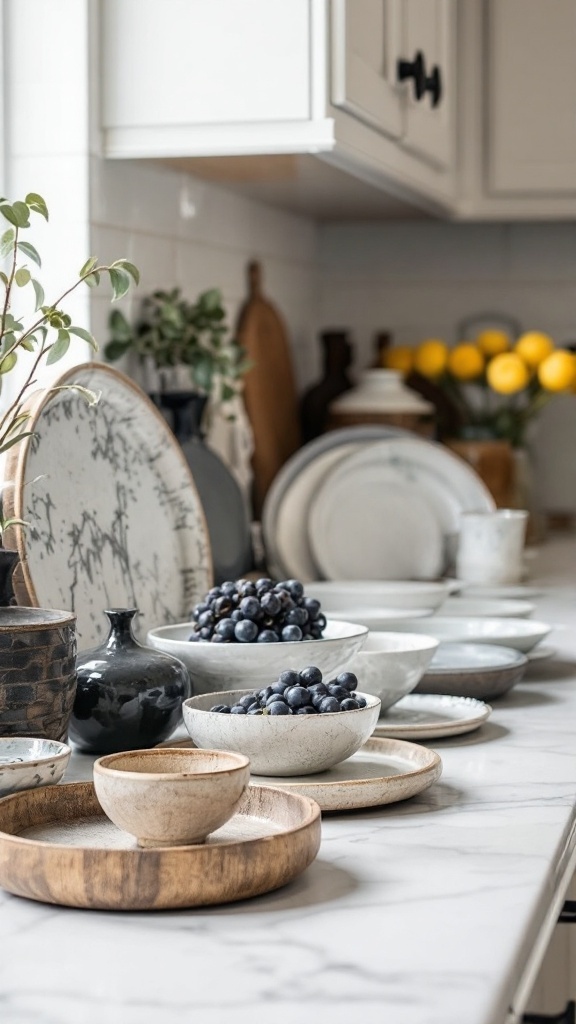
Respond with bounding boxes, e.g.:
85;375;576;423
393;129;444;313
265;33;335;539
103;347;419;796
486;353;530;395
515;331;554;368
383;345;414;374
538;350;576;392
476;329;510;356
447;343;485;380
413;339;448;378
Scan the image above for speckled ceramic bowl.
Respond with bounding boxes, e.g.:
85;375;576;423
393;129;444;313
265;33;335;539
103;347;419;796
147;619;369;695
347;631;439;712
0;737;71;797
183;689;381;777
93;747;250;847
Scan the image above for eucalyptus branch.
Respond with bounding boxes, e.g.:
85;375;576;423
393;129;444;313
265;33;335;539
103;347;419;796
0;225;19;343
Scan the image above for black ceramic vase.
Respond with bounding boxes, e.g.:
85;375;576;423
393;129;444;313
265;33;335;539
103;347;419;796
69;608;191;754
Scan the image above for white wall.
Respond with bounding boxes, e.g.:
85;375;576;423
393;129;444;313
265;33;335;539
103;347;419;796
318;220;576;513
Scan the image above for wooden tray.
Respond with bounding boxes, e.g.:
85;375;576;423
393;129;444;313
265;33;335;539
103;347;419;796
0;782;321;910
251;738;442;812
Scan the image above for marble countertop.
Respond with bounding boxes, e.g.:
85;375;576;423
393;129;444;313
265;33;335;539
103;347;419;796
2;535;576;1024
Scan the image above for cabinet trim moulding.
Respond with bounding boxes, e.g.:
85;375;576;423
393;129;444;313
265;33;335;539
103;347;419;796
102;120;337;160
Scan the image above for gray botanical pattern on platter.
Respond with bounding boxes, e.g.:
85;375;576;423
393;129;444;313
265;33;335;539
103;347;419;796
20;369;212;649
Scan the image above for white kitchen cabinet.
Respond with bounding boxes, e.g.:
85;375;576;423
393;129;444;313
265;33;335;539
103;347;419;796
99;0;457;216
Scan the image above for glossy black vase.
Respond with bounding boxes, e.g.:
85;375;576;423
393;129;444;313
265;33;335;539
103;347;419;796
69;608;191;754
0;549;18;607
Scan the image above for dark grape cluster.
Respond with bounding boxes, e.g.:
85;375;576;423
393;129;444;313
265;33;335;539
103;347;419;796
209;667;365;716
188;577;327;644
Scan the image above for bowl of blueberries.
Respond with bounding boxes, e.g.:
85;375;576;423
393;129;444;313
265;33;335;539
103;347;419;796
182;665;381;776
147;577;369;695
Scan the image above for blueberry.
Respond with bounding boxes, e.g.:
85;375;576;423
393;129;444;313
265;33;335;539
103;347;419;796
279;669;300;688
188;631;200;642
296;706;317;715
258;686;274;702
234;619;258;643
336;672;358;692
214;596;233;618
270;680;289;695
230;609;244;622
216;617;236;640
230;705;247;714
199;627;212;640
303;597;321;620
311;691;327;710
328;684;349;701
239;693;257;709
192;601;210;621
256;578;274;592
282;625;302;642
299;665;323;688
207;586;222;600
285;685;312;709
268;701;291;715
318;696;341;714
261;592;281;617
247;702;260;713
286;579;304;600
197;610;214;629
240;596;261;620
315;614;327;631
308;682;327;698
210;633;226;642
220;582;236;595
266;693;287;706
248;707;264;715
286;607;308;627
257;629;278;643
355;696;367;708
340;698;360;711
209;704;230;713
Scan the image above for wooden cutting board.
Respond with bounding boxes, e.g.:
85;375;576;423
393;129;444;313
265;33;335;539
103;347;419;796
236;261;301;519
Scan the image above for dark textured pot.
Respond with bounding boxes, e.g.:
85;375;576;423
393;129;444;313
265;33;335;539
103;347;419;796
0;549;18;607
0;607;77;742
69;608;192;754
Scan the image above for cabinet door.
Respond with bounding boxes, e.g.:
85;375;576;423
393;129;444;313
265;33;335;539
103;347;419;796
488;0;576;195
400;0;455;169
331;0;403;140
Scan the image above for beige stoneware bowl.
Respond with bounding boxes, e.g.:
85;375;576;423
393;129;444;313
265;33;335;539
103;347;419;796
146;619;369;695
347;631;440;712
183;689;381;777
93;747;250;847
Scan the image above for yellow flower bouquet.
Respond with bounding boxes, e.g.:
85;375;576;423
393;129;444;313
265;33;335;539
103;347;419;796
384;330;576;448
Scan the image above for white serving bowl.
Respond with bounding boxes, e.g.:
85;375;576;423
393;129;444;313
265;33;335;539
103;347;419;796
324;607;433;630
306;579;457;614
146;619;368;695
0;737;71;797
377;616;552;653
94;747;250;847
346;631;439;712
183;689;381;776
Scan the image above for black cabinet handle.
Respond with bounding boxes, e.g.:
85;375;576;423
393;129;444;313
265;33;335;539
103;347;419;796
558;900;576;923
397;50;426;101
425;64;442;107
522;1001;575;1024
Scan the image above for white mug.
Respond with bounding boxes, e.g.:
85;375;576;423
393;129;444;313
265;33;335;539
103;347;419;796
456;509;529;585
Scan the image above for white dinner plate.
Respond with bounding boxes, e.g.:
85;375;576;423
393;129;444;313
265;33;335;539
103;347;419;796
323;607;433;629
251;737;442;811
373;694;492;740
414;642;528;700
526;644;557;662
458;583;544;600
308;437;495;581
378;616;552;652
307;579;458;614
3;364;213;648
261;426;407;581
437;597;535;618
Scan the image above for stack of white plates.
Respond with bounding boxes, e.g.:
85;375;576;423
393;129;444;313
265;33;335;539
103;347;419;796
262;428;495;582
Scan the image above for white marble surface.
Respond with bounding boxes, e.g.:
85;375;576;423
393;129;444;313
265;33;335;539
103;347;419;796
2;536;576;1024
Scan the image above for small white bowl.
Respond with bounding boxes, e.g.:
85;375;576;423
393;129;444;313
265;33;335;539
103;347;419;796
94;747;250;847
380;616;552;653
346;631;439;712
183;690;381;777
0;737;71;797
306;579;456;614
146;619;368;695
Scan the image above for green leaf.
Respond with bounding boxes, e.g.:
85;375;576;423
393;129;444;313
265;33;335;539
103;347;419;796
0;352;17;374
5;412;30;437
31;279;45;310
3;314;23;333
0;432;36;454
0;272;8;287
112;259;140;285
108;308;133;341
85;271;101;288
68;325;98;351
17;240;41;267
79;256;98;278
0;333;16;354
104;339;131;361
46;329;70;365
221;383;236;402
25;193;49;220
0;228;15;258
14;267;31;287
108;267;131;301
19;337;35;352
0;203;29;228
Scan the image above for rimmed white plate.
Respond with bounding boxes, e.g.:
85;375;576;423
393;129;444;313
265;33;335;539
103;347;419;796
307;437;495;581
307;579;457;614
373;694;492;740
437;597;535;618
261;426;408;581
251;737;442;811
415;642;528;700
3;364;213;648
381;616;552;652
527;644;557;663
458;583;544;600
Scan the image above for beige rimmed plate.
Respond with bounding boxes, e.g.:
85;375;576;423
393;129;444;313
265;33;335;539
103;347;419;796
0;781;320;910
374;694;492;740
251;737;442;811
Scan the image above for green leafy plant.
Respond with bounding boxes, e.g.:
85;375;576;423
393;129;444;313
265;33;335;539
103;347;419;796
105;287;249;403
0;191;139;532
